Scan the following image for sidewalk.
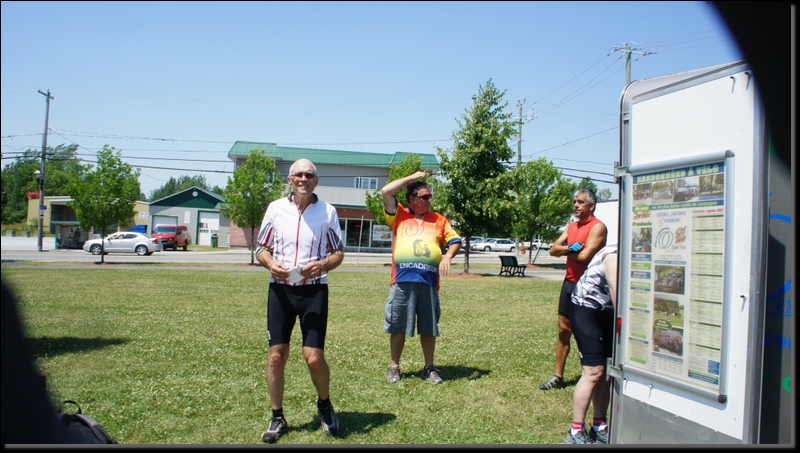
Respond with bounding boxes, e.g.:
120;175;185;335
1;235;565;280
1;235;55;251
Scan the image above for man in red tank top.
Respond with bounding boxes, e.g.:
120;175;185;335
539;188;607;390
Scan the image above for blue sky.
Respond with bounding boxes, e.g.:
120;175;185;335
1;1;742;198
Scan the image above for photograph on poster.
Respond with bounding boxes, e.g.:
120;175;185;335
699;173;725;198
633;182;652;201
653;329;684;357
651;180;675;202
674;177;700;202
654;265;686;295
632;226;653;253
652;292;686;360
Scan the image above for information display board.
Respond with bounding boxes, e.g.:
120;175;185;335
626;161;727;395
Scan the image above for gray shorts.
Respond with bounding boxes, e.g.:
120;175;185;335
383;282;441;337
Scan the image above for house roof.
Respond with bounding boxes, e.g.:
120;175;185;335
227;141;440;169
149;186;226;207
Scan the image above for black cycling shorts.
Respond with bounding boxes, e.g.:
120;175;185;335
267;283;328;349
570;304;614;367
558;279;577;318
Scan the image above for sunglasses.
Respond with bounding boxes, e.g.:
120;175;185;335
291;172;317;179
414;194;433;201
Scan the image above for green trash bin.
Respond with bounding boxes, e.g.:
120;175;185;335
211;234;218;248
55;237;61;249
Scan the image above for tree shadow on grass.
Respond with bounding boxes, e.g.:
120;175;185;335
289;411;397;437
28;336;128;359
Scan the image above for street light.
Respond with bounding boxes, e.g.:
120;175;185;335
34;169;45;252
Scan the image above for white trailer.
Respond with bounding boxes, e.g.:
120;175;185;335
608;60;793;444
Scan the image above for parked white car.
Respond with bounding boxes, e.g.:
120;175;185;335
529;239;552;250
470;238;496;251
484;238;516;252
472;238;516;252
462;236;484;248
83;232;163;256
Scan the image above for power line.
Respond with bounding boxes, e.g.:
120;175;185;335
533;62;623;119
525;126;618;158
531;53;614;107
49;129;234;144
637;28;733;47
652;38;737;55
44;128;452;147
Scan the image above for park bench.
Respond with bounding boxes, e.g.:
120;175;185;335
499;255;527;277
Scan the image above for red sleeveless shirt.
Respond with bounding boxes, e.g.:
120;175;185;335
565;215;606;283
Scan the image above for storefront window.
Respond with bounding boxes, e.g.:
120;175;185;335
343;218;371;248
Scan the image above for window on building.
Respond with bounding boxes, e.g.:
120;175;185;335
344;218;371;247
354;177;378;190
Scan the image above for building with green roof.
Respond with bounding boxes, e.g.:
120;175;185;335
227;141;440;250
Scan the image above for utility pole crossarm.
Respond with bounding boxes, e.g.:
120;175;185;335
609;42;655;85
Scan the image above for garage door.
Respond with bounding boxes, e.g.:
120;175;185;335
152;215;177;231
197;212;220;246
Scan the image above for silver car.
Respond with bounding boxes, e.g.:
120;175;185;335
83;232;163;256
528;239;552;250
481;238;516;252
470;237;496;251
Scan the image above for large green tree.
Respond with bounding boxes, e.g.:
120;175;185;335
364;153;424;225
510;158;577;264
596;188;613;201
1;144;82;225
221;149;286;264
1;153;40;225
65;145;142;263
433;79;518;273
149;175;213;201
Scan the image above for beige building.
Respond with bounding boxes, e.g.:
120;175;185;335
226;141;440;251
27;195;148;249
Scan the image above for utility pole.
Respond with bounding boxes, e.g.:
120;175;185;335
513;99;536;258
514;99;535;168
517;100;524;168
37;89;53;252
609;42;654;85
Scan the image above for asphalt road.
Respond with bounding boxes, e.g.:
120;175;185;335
1;235;566;280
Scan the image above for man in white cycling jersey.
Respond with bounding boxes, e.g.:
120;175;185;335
256;158;344;443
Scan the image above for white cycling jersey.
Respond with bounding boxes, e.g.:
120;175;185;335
257;194;344;285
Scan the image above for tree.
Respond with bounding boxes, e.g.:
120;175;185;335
209;185;225;197
432;79;519;273
65;145;142;264
510;158;576;264
149;175;212;201
364;153;425;225
1;144;82;225
597;188;613;202
221;149;286;264
574;178;600;200
45;144;84;195
1;154;40;225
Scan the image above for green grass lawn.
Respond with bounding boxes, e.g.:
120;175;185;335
2;267;585;445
